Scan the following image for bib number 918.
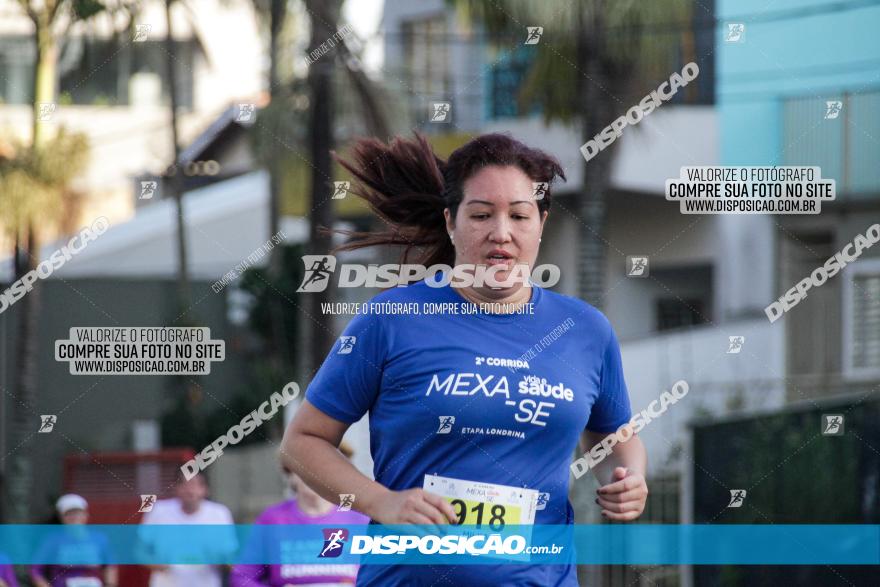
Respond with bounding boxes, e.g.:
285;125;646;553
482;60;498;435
449;498;510;530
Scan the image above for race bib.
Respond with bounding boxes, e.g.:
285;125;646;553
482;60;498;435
423;474;538;527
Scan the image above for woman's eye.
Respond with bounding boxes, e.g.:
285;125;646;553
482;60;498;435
512;215;528;220
472;214;489;220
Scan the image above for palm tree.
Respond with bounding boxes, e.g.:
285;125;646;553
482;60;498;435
303;0;391;374
163;0;192;311
0;132;89;523
302;0;344;373
248;0;390;378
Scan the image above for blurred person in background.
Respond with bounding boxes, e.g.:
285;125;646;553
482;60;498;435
139;471;236;587
230;441;368;586
30;494;118;587
283;133;647;586
0;553;19;587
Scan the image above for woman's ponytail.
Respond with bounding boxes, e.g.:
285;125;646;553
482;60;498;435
330;132;454;267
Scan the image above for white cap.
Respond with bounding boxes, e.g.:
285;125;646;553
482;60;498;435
56;494;88;514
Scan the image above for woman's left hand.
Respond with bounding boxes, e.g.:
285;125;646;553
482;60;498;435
595;467;648;521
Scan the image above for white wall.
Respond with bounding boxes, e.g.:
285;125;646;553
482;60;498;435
484;106;719;195
0;0;264;252
618;319;786;473
0;171;309;282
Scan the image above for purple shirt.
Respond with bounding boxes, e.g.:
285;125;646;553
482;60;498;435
0;563;19;587
230;499;368;587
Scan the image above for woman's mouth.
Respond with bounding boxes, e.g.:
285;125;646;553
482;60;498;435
486;255;514;267
486;250;514;266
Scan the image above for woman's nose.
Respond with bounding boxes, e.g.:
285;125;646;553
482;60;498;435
489;217;512;242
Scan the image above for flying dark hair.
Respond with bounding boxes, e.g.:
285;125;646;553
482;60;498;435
329;132;566;267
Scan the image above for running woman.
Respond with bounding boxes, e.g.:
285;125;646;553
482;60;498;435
230;442;368;586
282;133;648;586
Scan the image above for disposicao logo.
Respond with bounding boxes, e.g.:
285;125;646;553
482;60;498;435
319;528;349;558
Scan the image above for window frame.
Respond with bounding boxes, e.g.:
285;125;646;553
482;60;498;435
842;256;880;380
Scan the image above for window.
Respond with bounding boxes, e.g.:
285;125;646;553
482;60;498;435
0;36;35;105
656;298;707;331
652;265;713;332
0;35;196;108
401;15;450;125
843;259;880;379
487;46;536;120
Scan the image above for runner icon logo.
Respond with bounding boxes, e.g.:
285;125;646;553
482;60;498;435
140;181;157;200
531;182;548;201
524;27;543;45
319;528;348;558
337;336;356;355
338;494;355;512
298;255;337;292
437;416;455;434
824;101;843;120
38;102;56;122
727;336;745;353
430;102;451;122
822;414;844;435
627;256;649;277
536;492;549;510
727;489;746;508
332;181;350;199
133;24;151;42
725;23;745;43
39;415;57;433
139;494;156;512
236;103;256;123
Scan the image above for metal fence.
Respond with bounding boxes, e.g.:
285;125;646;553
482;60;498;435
690;393;880;585
583;473;682;587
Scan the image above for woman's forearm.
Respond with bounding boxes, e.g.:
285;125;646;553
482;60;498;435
589;433;647;486
282;431;389;518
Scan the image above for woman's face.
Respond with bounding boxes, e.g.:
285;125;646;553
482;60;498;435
445;165;547;291
284;467;324;505
61;509;88;524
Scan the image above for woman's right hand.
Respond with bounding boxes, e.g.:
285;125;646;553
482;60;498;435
369;488;459;525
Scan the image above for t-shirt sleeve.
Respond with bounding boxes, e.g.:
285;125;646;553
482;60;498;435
213;504;238;557
230;508;272;587
306;309;388;423
585;324;632;433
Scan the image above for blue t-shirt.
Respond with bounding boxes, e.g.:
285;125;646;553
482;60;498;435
306;275;632;586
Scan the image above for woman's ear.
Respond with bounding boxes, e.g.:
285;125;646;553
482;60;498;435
444;208;455;235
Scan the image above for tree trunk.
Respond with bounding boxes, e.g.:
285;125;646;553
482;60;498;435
266;0;291;415
268;0;284;240
305;0;342;376
6;226;41;522
32;18;56;149
165;0;190;312
573;3;615;584
3;13;58;521
575;3;612;312
336;38;390;140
